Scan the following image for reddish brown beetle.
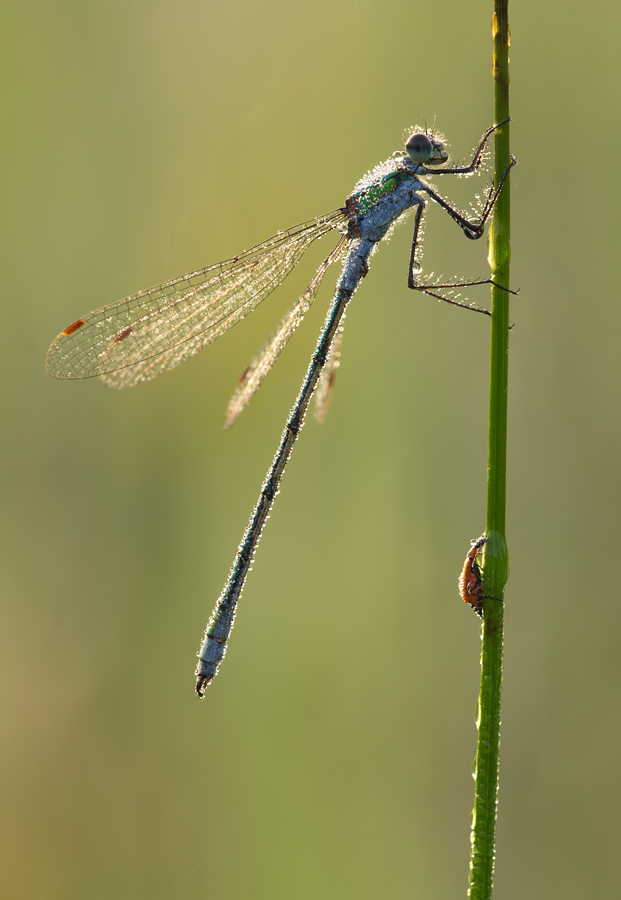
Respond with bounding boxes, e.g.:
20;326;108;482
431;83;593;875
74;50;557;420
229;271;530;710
458;535;489;617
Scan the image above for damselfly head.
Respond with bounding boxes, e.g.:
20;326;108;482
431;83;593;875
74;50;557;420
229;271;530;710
405;132;449;166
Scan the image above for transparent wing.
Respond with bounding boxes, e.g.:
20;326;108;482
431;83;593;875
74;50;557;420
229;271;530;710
313;316;345;424
223;237;347;430
45;211;346;384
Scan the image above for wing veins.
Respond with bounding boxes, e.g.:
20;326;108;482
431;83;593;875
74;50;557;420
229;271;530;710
46;211;345;382
224;237;348;428
100;233;321;386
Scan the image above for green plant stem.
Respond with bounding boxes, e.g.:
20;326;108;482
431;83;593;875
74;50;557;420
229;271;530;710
468;2;511;898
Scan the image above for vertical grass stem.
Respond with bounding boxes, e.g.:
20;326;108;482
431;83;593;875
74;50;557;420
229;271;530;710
468;2;511;898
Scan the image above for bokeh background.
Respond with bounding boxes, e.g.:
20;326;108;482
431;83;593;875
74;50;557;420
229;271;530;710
2;1;620;897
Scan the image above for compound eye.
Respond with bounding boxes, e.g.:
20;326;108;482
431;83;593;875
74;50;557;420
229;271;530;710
405;132;433;163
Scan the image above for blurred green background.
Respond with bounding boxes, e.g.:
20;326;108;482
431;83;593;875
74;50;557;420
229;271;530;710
2;1;620;897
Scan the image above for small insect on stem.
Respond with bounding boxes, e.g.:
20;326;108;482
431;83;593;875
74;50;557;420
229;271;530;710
458;535;500;617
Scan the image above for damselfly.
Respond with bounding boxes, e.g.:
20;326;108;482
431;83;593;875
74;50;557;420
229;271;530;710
46;120;515;695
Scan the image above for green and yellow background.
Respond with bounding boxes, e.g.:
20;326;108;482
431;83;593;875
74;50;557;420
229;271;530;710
2;1;620;897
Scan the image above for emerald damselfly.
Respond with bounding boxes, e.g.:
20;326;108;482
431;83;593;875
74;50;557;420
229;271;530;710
46;120;515;695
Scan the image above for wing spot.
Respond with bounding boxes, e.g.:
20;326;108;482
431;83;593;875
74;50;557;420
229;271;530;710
62;319;86;336
113;326;132;343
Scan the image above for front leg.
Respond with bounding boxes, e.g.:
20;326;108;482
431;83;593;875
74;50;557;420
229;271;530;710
421;117;511;177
